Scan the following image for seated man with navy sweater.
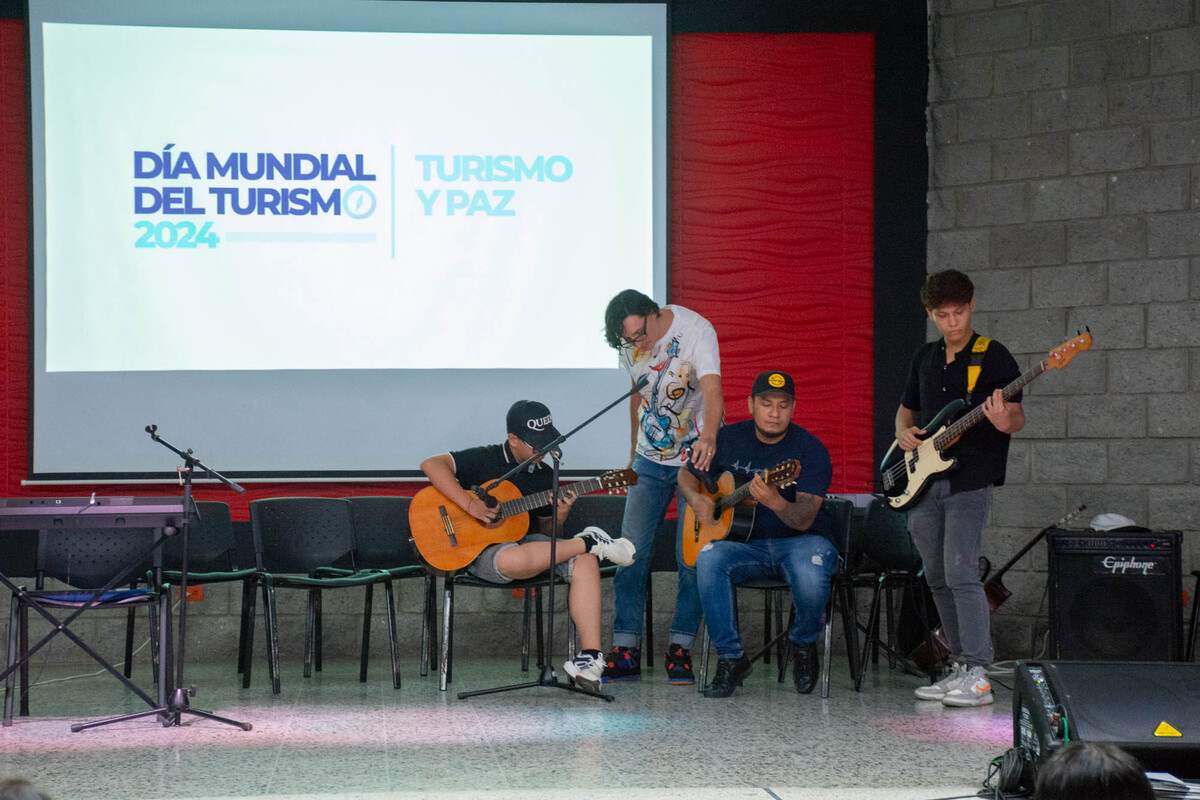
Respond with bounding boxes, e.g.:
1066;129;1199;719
679;371;835;698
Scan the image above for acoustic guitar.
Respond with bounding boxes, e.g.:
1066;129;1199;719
879;331;1093;511
679;459;801;567
409;469;636;572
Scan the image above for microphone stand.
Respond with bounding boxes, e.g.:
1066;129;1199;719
457;376;648;702
77;426;252;731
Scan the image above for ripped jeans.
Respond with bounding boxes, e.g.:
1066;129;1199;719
695;534;838;660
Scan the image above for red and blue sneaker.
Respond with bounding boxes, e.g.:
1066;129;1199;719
665;643;695;685
602;645;642;682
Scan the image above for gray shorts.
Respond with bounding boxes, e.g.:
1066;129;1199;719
467;533;575;584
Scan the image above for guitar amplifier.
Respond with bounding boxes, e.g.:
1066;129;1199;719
1047;529;1182;661
1014;662;1200;781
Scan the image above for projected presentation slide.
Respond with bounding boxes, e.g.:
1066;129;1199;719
29;1;666;478
42;24;652;372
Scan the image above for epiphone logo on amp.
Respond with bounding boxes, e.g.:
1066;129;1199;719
1100;555;1158;576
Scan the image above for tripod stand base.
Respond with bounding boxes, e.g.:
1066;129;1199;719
70;688;252;732
457;664;614;702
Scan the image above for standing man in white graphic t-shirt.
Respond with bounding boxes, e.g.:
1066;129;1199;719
600;289;724;684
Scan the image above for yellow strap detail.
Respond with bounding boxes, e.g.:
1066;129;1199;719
1155;721;1183;738
966;336;991;393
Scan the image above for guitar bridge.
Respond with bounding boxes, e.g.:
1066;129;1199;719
438;505;458;547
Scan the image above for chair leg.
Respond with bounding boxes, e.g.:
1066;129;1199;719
520;589;532;672
384;580;401;690
148;601;160;686
857;578;885;692
645;576;654;667
303;589;315;679
439;580;454;691
160;591;175;702
359;583;374;683
19;602;29;717
821;594;834;699
237;579;253;675
314;589;324;673
534;587;545;669
4;596;19;726
264;583;282;695
763;590;773;665
421;573;436;677
775;590;787;681
242;581;258;688
696;622;709;693
154;596;169;706
778;603;793;684
885;578;898;669
124;600;136;678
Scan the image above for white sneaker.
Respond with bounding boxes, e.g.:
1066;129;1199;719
914;662;963;701
575;526;636;566
942;665;994;707
563;651;604;692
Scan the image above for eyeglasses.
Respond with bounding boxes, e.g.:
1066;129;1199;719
621;317;648;347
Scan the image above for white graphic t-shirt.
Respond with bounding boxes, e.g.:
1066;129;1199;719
619;305;720;465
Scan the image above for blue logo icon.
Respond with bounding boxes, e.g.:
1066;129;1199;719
343;184;376;219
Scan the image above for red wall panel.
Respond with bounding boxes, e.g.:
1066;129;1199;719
0;25;874;519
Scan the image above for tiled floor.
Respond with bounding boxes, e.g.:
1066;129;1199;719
0;655;1010;799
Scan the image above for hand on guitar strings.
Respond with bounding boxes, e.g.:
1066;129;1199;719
747;473;788;513
896;426;926;452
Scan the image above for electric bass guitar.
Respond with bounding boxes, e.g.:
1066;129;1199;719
408;469;637;572
680;459;801;567
879;331;1092;511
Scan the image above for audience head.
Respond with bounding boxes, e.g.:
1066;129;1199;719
1034;742;1153;800
0;779;52;800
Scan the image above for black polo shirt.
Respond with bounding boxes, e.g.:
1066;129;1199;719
900;332;1022;494
448;442;554;520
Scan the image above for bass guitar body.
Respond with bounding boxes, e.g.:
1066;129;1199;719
879;399;964;511
409;480;528;573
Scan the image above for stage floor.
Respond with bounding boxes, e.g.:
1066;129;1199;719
0;656;1011;799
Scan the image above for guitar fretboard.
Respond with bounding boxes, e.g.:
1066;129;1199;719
494;475;610;519
932;361;1046;450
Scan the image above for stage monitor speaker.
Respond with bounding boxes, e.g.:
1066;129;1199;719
1047;529;1182;661
1013;661;1200;781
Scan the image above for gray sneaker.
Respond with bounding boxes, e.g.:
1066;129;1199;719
563;651;605;692
942;665;994;707
914;662;963;701
575;526;636;566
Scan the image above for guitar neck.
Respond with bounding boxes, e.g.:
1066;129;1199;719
718;480;756;511
933;361;1045;449
494;476;606;519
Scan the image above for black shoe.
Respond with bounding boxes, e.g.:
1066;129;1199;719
702;656;752;698
792;642;819;694
665;643;695;685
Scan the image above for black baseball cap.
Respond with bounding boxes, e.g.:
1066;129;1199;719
751;370;795;398
506;400;561;449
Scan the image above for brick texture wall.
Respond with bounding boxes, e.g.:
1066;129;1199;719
928;0;1200;658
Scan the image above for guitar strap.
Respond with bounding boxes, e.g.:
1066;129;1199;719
966;335;990;394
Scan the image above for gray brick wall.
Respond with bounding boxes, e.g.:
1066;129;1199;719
930;0;1200;660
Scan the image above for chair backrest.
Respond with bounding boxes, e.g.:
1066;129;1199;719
36;527;160;590
346;496;418;569
562;494;626;537
861;497;922;572
822;497;854;559
249;498;356;574
162;500;237;572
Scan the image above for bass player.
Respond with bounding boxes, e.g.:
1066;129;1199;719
895;269;1024;708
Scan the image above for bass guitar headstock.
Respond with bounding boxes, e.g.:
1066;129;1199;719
1045;329;1093;370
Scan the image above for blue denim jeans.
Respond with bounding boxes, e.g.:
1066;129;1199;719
906;479;994;668
695;535;838;660
611;456;703;650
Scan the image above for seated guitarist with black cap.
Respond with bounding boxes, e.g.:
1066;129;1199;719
419;399;636;691
678;371;835;697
